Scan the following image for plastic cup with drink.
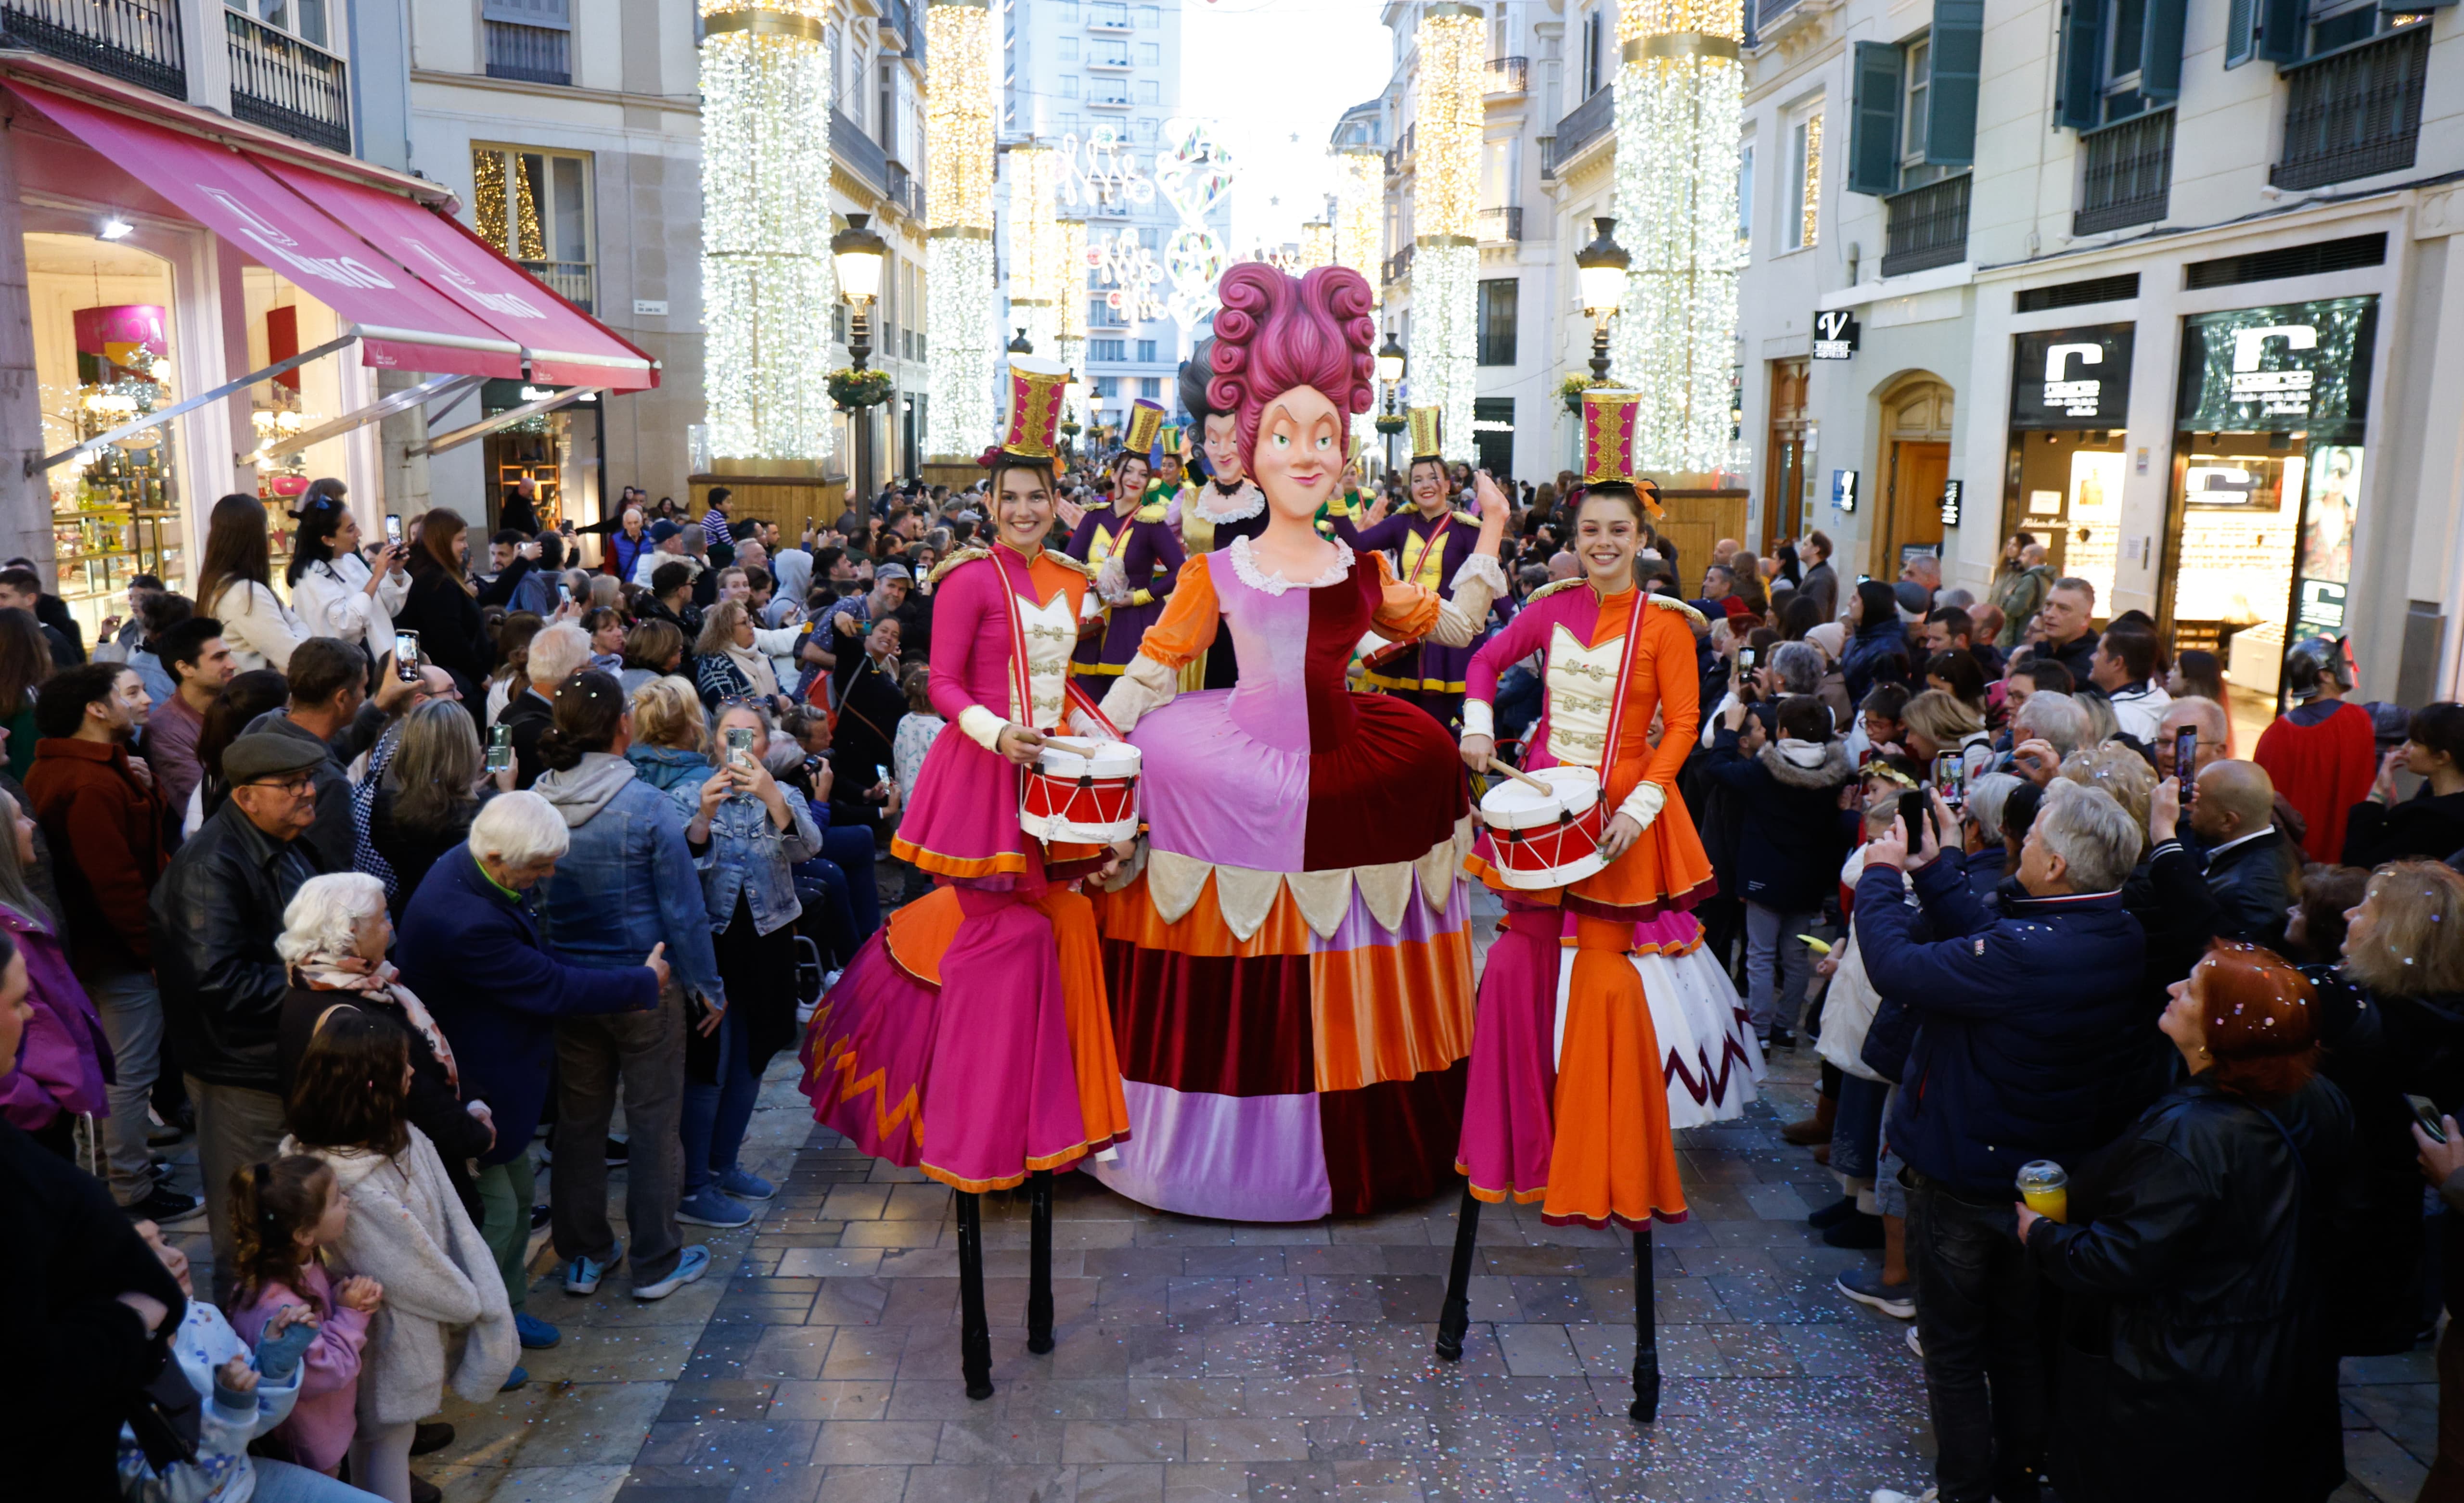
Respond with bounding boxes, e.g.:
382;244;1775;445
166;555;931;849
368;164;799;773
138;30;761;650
2016;1160;2068;1223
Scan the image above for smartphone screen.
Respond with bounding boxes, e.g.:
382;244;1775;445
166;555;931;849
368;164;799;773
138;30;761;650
2174;726;2199;790
725;726;756;770
558;583;573;606
393;630;421;681
484;724;513;772
2410;1094;2448;1144
1934;752;1967;808
384;514;402;545
1737;647;1757;675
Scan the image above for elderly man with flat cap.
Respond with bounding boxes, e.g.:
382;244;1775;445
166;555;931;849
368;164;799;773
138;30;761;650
149;730;329;1298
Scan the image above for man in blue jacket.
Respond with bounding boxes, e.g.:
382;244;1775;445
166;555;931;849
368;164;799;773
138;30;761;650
400;791;667;1363
1856;779;2148;1503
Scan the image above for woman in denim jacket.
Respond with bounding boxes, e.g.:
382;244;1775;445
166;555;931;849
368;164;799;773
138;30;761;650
670;700;821;1225
529;670;727;1303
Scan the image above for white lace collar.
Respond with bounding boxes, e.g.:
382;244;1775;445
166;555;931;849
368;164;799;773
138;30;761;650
1193;478;1264;524
1228;533;1354;596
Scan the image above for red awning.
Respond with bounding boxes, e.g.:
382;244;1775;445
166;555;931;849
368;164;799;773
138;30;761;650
7;74;655;391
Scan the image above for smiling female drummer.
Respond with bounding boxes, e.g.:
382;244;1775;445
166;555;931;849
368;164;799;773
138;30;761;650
1451;389;1760;1233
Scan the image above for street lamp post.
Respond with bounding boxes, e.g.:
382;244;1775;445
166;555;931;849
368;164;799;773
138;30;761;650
1575;216;1630;384
1375;332;1406;476
833;213;888;497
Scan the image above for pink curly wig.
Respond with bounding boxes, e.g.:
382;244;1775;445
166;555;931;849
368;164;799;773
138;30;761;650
1205;264;1378;474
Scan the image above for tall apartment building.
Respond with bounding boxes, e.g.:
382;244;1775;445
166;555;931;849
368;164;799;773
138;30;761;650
1731;0;2464;699
1377;0;1569;482
998;0;1224;422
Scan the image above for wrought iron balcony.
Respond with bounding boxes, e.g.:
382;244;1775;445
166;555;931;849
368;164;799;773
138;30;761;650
1537;134;1557;181
1477;206;1524;242
0;0;184;99
226;10;350;155
484;19;569;85
1880;171;1970;277
2074;107;2172;236
2272;24;2429;191
519;260;593;313
830;108;887;192
1486;56;1528;95
886;160;925;220
1383;244;1415;285
1553;86;1615;167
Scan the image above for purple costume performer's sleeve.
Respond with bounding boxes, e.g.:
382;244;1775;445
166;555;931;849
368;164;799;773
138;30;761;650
1348;511;1411;553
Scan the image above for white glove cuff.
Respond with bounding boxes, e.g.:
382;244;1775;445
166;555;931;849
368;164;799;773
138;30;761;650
1615;779;1668;832
959;704;1007;752
1449;552;1509;596
1460;699;1495;740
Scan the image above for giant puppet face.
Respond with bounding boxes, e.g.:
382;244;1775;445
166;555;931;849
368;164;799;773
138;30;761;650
1247;384;1345;525
1200;412;1243;483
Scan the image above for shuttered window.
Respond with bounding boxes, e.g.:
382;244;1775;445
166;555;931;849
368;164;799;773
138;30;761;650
1926;0;1982;165
1847;40;1903;195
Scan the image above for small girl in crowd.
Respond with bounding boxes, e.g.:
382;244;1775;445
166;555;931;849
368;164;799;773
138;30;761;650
230;1155;385;1479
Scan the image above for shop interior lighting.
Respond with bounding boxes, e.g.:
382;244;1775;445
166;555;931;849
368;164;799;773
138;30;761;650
97;217;134;241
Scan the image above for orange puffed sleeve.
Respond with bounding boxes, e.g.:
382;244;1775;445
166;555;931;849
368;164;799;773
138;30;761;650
1369;551;1441;639
1131;555;1222;670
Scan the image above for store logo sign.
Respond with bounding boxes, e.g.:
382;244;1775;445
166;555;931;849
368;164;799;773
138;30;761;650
1812;309;1859;360
2229;324;2320;416
201;187;396;291
402;239;548;321
2042;343;2105;416
1938;478;1964;527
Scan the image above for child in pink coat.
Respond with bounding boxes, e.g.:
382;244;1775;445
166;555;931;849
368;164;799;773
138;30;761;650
228;1155;385;1473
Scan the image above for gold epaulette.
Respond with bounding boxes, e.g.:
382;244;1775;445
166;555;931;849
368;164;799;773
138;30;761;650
1450;510;1479;527
1525;577;1586;603
1648;593;1708;629
925;547;991;588
1134;500;1170;524
1042;549;1099;579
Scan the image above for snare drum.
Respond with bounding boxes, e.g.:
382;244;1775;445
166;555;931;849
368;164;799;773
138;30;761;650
1019;736;1142;845
1477;764;1607;890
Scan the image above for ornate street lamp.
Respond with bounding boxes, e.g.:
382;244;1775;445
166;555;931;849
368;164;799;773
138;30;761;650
832;213;888;370
1576;217;1630;383
1374;332;1407;474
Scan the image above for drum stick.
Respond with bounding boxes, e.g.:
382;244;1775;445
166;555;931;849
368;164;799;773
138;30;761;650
1488;761;1555;797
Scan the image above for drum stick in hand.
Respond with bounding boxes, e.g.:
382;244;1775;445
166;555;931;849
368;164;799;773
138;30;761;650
1490;762;1556;798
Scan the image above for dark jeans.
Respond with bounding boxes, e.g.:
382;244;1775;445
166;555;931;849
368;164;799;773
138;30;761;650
552;988;686;1289
1832;1072;1887;1185
816;824;882;939
1906;1172;2045;1503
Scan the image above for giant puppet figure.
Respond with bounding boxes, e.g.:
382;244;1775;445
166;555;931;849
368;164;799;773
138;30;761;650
1167;338;1270;689
799;355;1133;1401
1339;406;1490;729
1432;387;1761;1422
1091;263;1509;1220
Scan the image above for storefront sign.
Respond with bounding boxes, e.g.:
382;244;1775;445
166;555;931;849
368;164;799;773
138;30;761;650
1832;469;1858;512
1812;309;1859;360
2010;324;2133;429
2178;296;2377;434
1938;478;1963;527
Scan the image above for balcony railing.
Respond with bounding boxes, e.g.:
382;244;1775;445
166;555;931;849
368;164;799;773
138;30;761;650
1477;206;1523;242
1553;86;1615;167
484;19;569;85
518;260;593;313
226;11;350;155
1537;133;1557;181
1383;244;1415;285
1088;92;1130;109
1754;0;1802;32
0;0;184;99
886;160;924;220
2074;107;2173;236
830;108;886;192
1486;55;1528;95
2272;25;2430;191
1880;171;1970;277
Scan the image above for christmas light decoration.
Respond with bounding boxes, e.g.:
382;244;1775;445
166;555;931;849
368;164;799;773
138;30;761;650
926;0;996;459
1299;218;1334;269
699;0;836;463
1412;3;1483;464
1057;217;1088;342
1607;0;1746;473
1009;144;1062;356
1332;145;1381;307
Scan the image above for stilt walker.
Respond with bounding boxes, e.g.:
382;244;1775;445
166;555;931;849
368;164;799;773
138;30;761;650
1432;388;1762;1422
799;354;1136;1400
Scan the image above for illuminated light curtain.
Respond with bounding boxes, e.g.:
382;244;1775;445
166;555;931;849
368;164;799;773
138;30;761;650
1609;0;1745;472
1332;145;1383;461
1009;144;1062;357
1413;2;1483;465
1055;216;1087;428
1299;219;1334;269
925;0;996;460
699;0;835;463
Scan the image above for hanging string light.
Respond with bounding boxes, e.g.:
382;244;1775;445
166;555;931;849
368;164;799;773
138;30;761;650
1608;0;1746;473
1008;144;1063;357
699;0;836;464
1413;2;1484;466
925;0;996;460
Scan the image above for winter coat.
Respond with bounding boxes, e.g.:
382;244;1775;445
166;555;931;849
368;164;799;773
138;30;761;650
229;1266;369;1475
1989;563;2056;650
1840;618;1912;705
365;788;487;921
609;529;651;585
1813;847;1891;1084
398;560;532;703
1858;849;2149;1200
149;802;324;1092
2204;828;2296;950
2025;1075;2354;1503
530;752;724;1002
204;581;307;676
494;686;554;791
2342;786;2464;870
23;736;169;978
289;551;406;656
282;1126;515;1426
114;1297;303;1503
397;846;659;1167
0;906;111;1131
1703;728;1855;913
278;982;490;1218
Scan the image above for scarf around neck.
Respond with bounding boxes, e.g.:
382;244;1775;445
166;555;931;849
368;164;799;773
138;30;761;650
297;955;458;1089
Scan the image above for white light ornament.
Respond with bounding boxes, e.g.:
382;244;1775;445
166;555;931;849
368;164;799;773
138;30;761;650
1008;144;1063;357
698;0;835;464
1412;3;1484;465
1608;0;1746;473
925;0;997;461
1090;227;1169;324
1154;118;1236;327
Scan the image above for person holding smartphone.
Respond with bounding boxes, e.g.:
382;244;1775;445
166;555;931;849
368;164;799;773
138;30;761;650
287;489;409;673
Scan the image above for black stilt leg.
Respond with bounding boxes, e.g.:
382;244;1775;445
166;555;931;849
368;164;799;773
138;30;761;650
1629;1222;1659;1423
1434;1184;1483;1362
1027;1169;1055;1355
956;1191;994;1400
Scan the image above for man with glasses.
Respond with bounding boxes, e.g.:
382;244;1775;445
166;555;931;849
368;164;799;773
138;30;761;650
148;732;327;1300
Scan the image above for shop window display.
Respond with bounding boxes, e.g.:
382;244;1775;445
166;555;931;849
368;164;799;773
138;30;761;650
2002;323;2134;626
28;233;184;640
242;267;360;578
